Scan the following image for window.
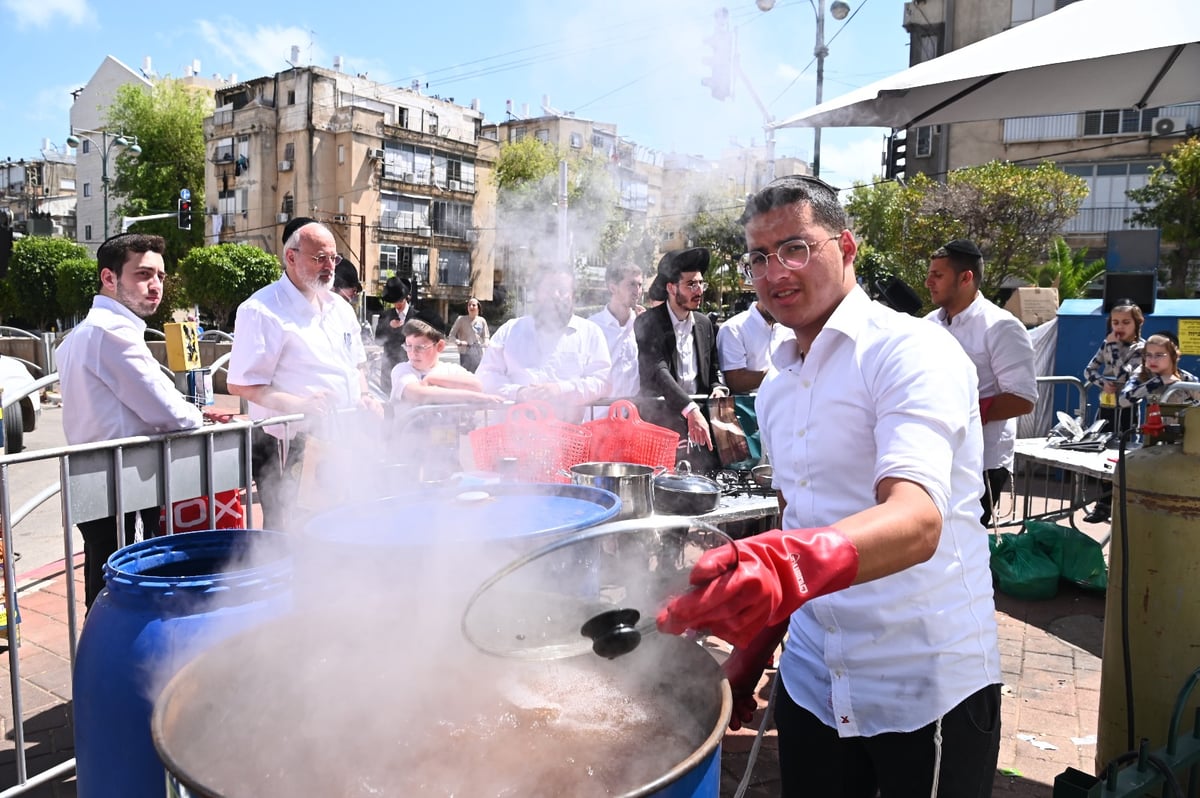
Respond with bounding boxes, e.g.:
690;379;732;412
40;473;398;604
592;133;607;149
1011;0;1076;23
83;182;91;197
535;129;550;143
61;178;75;191
338;144;345;165
397;107;409;129
380;193;430;231
437;250;471;287
282;194;294;215
1083;108;1158;136
284;142;295;161
379;244;430;282
81;140;90;154
84;224;92;240
569;132;583;149
287;90;296;105
430;200;473;238
511;127;526;143
427;113;439;135
215;137;234;162
915;125;937;157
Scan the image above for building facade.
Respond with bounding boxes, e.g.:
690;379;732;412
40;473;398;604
205;65;497;323
0;143;77;240
901;0;1199;254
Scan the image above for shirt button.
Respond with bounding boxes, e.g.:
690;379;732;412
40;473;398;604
803;380;812;388
799;479;809;487
835;670;844;678
827;626;836;633
797;429;806;438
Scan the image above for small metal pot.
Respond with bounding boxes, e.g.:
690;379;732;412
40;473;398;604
566;462;663;520
653;462;721;516
751;463;774;491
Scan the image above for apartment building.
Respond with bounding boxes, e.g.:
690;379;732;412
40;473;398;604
206;65;497;322
0;143;77;240
70;56;225;252
901;0;1199;253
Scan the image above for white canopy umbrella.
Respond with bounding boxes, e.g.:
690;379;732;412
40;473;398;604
773;0;1200;130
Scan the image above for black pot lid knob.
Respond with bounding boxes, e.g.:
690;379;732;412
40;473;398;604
580;608;642;659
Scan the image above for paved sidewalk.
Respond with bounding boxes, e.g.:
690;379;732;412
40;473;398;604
1;552;1107;797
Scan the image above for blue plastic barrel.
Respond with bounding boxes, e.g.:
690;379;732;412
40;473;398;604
73;528;292;798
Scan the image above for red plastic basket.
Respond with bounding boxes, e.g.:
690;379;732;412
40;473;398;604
583;400;680;469
469;402;592;482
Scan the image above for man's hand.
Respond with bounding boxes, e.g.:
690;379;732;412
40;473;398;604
710;385;730;399
359;394;385;418
657;527;859;648
686;406;714;450
517;383;563;402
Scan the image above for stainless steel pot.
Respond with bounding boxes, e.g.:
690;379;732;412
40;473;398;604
653;462;721;516
566;462;664;520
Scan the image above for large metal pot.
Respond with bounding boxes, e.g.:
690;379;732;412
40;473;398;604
653;462;721;516
567;462;663;520
152;615;732;798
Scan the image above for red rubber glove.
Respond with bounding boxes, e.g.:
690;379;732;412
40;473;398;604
722;620;789;731
979;396;995;424
656;527;859;648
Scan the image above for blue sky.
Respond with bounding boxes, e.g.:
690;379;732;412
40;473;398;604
1;0;910;188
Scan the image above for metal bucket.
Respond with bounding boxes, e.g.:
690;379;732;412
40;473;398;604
567;462;662;520
152;616;731;798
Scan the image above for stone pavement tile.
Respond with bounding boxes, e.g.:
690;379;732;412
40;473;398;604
1024;651;1075;674
1015;705;1088;739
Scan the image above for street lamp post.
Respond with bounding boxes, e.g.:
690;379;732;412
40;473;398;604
66;128;142;239
758;0;850;178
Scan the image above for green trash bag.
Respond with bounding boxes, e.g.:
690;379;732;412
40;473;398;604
989;532;1062;600
1022;520;1108;593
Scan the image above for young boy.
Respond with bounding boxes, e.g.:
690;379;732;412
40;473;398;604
389;319;503;408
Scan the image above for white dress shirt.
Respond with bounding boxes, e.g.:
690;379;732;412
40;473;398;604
760;287;1000;737
670;310;698;395
587;306;639;398
228;276;366;438
716;302;795;374
477;314;612;406
927;293;1038;470
56;295;203;444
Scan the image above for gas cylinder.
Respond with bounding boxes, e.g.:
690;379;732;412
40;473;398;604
1097;409;1200;771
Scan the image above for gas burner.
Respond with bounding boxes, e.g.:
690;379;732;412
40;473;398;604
711;468;772;498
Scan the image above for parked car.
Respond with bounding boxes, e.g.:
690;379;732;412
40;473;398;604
0;355;41;453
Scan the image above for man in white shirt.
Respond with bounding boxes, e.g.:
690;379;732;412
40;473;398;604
716;300;795;393
926;239;1038;527
659;175;1001;797
587;262;644;399
56;233;204;609
476;265;611;418
227;219;382;530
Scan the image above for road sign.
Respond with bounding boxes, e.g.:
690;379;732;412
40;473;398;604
180;188;191;201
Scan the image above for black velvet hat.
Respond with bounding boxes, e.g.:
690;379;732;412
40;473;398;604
382;276;412;303
282;216;318;246
656;247;710;282
333;260;362;292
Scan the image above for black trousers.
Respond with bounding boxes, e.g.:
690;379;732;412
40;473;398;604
249;428;308;532
77;509;161;610
980;467;1010;527
774;682;1001;798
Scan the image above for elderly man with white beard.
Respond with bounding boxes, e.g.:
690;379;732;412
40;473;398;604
228;218;382;530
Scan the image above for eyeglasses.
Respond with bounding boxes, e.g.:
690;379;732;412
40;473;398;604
678;280;707;292
307;253;343;267
738;236;840;280
404;342;435;353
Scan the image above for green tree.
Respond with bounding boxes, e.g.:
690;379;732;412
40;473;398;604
681;194;748;312
1127;136;1200;296
106;78;211;268
177;243;280;330
1028;237;1106;300
56;256;99;323
7;236;89;329
846;162;1088;302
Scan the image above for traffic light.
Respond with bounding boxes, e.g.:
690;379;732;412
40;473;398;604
701;8;734;102
885;131;908;180
177;198;192;231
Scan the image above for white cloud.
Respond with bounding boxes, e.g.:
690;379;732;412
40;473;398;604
197;20;329;77
2;0;93;28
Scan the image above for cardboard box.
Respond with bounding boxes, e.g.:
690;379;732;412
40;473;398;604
1004;287;1060;326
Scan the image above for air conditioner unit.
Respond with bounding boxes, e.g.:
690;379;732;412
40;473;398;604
417;226;432;237
332;214;348;224
403;172;416;183
1153;116;1190;136
369;148;385;159
278;160;292;171
428;124;438;135
448;179;461;191
276;213;290;224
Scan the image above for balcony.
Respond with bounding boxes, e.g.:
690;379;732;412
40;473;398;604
1061;206;1152;235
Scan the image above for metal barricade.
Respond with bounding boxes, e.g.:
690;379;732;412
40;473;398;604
0;386;310;795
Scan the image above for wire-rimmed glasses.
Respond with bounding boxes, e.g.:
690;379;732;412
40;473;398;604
738;236;839;280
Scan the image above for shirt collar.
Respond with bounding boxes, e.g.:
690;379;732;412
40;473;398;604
278;273;333;318
93;294;147;330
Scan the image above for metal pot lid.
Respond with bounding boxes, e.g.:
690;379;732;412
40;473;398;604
653;461;720;495
462;516;733;661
